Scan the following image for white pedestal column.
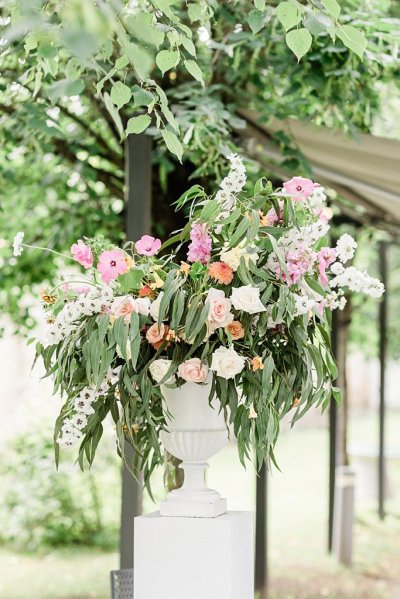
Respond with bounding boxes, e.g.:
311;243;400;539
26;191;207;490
134;511;254;599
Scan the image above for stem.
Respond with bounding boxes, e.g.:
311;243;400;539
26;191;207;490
23;244;73;261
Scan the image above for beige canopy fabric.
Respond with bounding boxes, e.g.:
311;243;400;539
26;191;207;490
239;110;400;234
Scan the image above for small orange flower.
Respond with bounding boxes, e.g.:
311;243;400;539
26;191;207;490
132;423;140;434
208;261;234;285
166;328;179;342
258;210;270;227
138;285;154;298
226;321;245;340
179;261;190;275
39;289;58;304
292;398;301;408
251;356;264;371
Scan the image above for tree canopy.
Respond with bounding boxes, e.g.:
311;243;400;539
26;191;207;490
1;0;399;331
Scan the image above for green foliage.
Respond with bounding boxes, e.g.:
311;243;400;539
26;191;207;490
0;432;119;551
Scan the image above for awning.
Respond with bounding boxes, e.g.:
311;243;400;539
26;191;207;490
238;111;400;235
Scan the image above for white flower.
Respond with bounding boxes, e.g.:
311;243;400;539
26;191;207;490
150;292;164;321
231;285;266;314
330;261;345;275
293;294;315;316
74;398;95;415
70;413;88;430
220;243;258;272
149;359;174;384
336;234;357;263
13;231;24;256
57;434;79;448
210;346;245;380
248;403;258;419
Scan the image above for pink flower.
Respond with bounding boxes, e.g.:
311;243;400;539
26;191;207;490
317;247;337;286
136;235;162;257
207;288;234;329
283;177;317;201
285;244;316;284
111;296;151;322
71;240;93;269
187;223;212;264
178;358;209;383
62;283;90;295
97;249;128;284
265;200;284;226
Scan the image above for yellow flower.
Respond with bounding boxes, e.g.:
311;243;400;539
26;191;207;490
132;423;140;434
149;266;165;289
251;356;264;371
39;289;58;304
124;255;135;270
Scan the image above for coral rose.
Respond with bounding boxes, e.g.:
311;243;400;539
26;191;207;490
208;261;234;285
226;321;244;340
146;322;169;350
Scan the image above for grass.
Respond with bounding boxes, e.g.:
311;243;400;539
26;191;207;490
0;410;399;599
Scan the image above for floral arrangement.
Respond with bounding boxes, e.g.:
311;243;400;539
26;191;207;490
15;155;384;483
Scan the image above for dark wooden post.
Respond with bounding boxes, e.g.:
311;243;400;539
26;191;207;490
378;241;388;520
120;133;152;569
328;308;339;552
255;463;268;597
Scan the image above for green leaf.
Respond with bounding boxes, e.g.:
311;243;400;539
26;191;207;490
115;55;129;69
336;25;367;59
161;129;183;161
321;0;340;19
184;59;204;85
125;43;153;81
156;49;180;75
276;2;302;31
47;78;84;102
118;268;144;292
126;114;152;135
103;92;124;139
286;28;313;61
126;13;165;47
247;9;265;34
180;36;197;56
110;81;132;109
132;86;155;107
254;0;266;8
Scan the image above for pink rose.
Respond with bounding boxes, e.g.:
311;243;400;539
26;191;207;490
283;177;317;201
71;240;93;269
207;288;234;329
146;322;169;350
178;358;209;383
112;296;151;322
135;235;162;257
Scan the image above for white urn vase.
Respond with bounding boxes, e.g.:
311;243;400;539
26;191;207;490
160;379;228;518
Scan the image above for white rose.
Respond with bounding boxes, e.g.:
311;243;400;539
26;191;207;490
210;346;245;380
150;292;164;321
231;285;266;314
149;358;174;384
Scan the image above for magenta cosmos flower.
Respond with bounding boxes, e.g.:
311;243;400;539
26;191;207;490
135;235;162;256
71;240;93;269
283;177;317;201
97;249;128;284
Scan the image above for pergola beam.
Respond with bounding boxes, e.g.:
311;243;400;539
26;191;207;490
378;241;388;520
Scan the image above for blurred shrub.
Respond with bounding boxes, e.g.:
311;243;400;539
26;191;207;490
0;432;119;551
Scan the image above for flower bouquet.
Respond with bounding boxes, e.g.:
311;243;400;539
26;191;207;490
18;155;383;485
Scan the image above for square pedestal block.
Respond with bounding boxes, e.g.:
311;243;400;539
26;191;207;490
134;511;254;599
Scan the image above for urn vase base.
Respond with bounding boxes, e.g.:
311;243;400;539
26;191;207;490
160;495;227;518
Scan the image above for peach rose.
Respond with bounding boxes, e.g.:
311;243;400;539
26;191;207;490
146;322;169;350
226;320;244;340
207;288;234;329
251;356;264;371
178;358;208;383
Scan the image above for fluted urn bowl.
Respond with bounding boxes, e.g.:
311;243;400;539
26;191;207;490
160;379;228;518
